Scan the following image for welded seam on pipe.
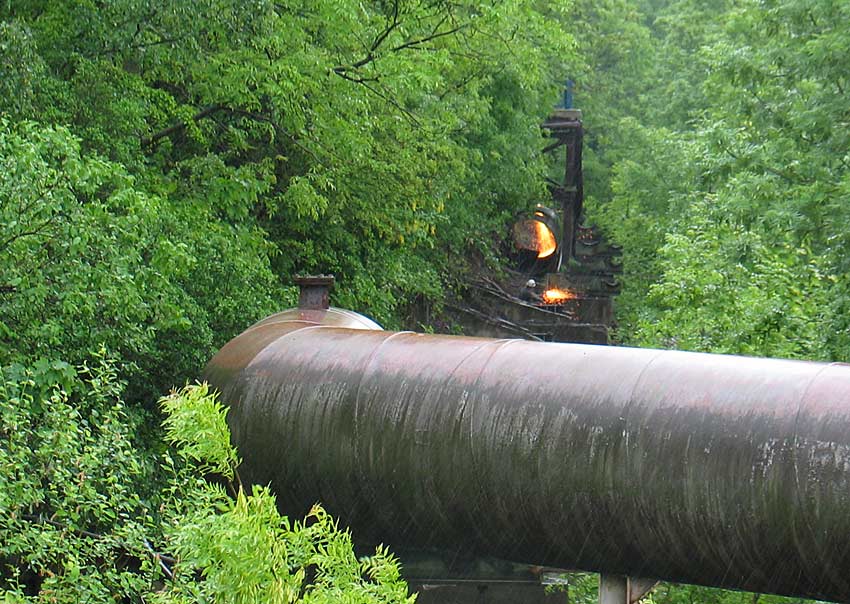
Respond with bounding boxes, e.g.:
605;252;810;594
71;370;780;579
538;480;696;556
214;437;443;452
421;337;509;543
791;362;849;593
468;339;526;545
790;361;834;569
351;330;416;516
351;330;416;431
436;337;507;446
613;349;671;572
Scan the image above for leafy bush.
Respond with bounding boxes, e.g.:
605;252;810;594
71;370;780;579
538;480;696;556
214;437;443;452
1;362;413;603
0;352;158;600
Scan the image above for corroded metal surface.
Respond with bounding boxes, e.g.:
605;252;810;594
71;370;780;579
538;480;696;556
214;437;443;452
251;306;383;331
205;314;850;602
294;275;335;310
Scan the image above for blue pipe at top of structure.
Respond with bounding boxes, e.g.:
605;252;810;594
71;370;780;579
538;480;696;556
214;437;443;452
205;306;850;603
562;78;575;109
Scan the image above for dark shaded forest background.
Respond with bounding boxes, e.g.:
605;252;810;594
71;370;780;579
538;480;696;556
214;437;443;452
1;0;848;601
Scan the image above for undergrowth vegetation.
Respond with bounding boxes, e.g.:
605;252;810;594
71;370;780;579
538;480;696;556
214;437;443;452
1;369;411;603
2;0;847;601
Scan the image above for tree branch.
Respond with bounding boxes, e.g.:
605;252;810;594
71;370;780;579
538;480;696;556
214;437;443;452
339;0;401;72
21;514;176;578
332;69;380;84
141;104;227;148
0;215;63;255
334;8;465;75
390;22;462;53
369;0;401;54
226;107;336;165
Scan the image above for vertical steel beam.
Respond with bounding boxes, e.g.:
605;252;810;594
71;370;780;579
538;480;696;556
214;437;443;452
600;575;628;604
599;575;658;604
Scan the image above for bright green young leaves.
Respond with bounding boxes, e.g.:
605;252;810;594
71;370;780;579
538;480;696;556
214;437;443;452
158;384;414;604
0;120;281;402
2;364;414;603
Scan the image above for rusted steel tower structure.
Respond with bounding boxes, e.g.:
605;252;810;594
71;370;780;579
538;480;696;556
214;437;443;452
455;107;622;345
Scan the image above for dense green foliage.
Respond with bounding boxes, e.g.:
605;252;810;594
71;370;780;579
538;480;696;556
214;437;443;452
3;0;848;601
1;0;576;386
0;119;281;402
1;371;411;603
0;354;156;599
585;0;850;361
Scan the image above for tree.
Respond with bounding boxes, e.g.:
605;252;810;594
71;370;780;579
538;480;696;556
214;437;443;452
1;0;577;332
584;0;850;361
0;119;282;402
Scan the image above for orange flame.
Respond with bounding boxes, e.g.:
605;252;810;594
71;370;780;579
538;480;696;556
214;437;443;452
542;288;575;304
535;221;557;259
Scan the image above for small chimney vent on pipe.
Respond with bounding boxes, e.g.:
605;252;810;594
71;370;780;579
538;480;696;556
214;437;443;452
294;275;334;310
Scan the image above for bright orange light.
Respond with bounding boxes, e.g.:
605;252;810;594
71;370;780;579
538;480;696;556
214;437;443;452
542;288;575;304
535;221;557;259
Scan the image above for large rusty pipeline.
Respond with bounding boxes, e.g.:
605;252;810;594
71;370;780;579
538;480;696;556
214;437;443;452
205;308;850;602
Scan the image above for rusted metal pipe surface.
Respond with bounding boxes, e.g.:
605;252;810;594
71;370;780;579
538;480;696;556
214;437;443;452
205;311;850;602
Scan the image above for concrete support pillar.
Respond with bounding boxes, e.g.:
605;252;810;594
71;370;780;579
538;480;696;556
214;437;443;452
599;574;658;604
599;574;628;604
